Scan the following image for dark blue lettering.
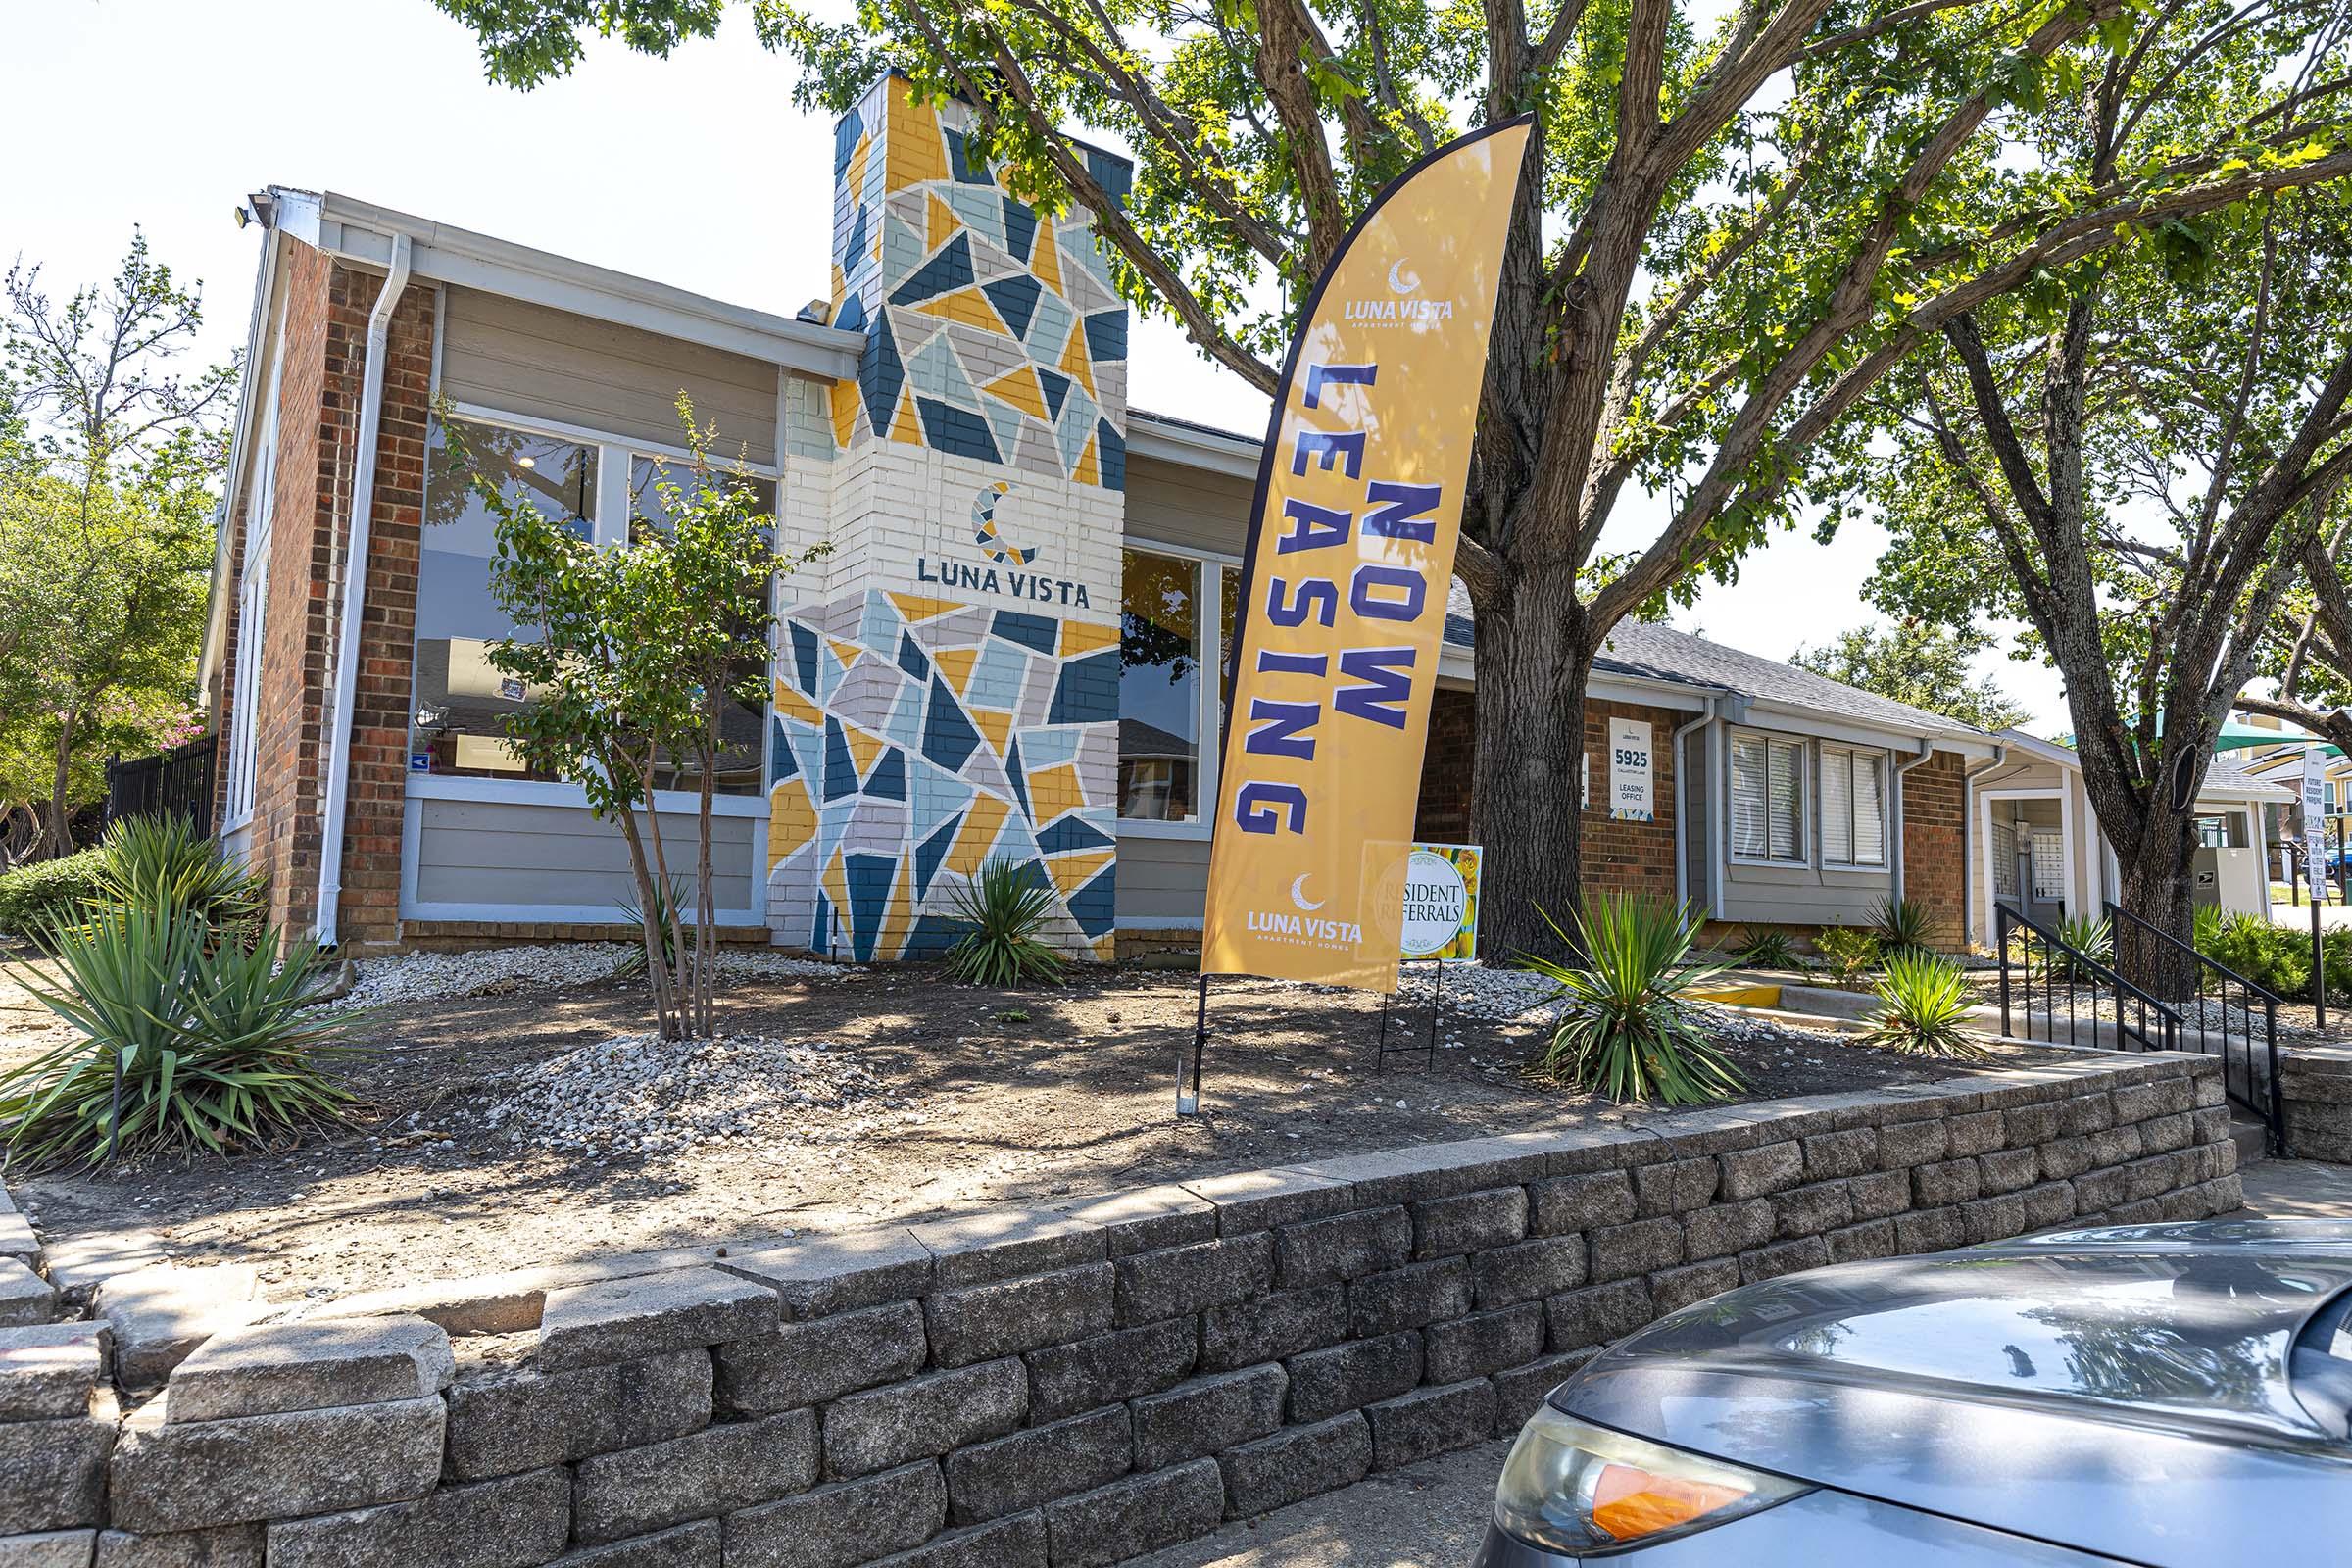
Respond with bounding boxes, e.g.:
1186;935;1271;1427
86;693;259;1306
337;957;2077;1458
1276;499;1351;554
1363;481;1442;543
1265;577;1339;628
1334;647;1416;729
1291;430;1366;479
1350;564;1426;621
1300;363;1378;409
1254;650;1329;675
1236;781;1309;834
1244;699;1320;760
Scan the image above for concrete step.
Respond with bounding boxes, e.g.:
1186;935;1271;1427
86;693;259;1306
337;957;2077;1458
2232;1115;2271;1169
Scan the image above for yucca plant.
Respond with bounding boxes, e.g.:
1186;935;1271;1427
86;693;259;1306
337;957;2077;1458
943;858;1066;987
1814;925;1881;990
1862;949;1987;1058
0;907;358;1171
1735;926;1796;969
91;815;266;938
2054;913;2114;982
612;875;693;983
1870;896;1936;958
1521;895;1744;1105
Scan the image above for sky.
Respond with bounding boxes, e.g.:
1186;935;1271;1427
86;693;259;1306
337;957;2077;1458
8;0;2072;731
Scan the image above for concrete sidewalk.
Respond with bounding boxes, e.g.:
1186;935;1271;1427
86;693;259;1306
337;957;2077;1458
1132;1157;2352;1568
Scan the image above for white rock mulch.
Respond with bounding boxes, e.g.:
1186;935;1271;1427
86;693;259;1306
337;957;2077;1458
466;1032;918;1157
1389;961;1853;1045
325;943;855;1011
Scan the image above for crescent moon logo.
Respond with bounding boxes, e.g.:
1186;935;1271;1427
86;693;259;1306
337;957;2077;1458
1289;873;1325;912
1387;258;1421;295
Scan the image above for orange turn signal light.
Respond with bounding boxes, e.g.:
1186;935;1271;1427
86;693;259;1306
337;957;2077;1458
1590;1462;1754;1541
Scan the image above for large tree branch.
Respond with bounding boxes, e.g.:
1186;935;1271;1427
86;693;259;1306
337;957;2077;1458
1253;0;1353;269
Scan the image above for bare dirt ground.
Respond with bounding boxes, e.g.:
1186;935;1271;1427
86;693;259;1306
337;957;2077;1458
2;956;2065;1305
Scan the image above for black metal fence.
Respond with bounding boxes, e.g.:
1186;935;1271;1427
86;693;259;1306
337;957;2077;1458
1996;904;2181;1054
2105;901;2285;1154
104;735;218;837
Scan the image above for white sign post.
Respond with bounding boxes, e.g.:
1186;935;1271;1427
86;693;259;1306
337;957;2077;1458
1608;718;1654;822
2304;748;2328;896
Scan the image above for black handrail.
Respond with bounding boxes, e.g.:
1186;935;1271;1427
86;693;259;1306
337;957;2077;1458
1996;904;2181;1056
2103;902;2285;1156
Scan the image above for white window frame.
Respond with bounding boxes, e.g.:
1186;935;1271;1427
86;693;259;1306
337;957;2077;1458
1728;728;1809;866
220;363;284;834
1114;537;1240;841
1819;743;1890;868
416;401;784;803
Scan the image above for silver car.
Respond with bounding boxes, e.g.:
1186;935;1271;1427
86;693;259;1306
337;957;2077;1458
1474;1221;2352;1564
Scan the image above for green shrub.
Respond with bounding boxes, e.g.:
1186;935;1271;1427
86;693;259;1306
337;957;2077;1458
92;816;265;937
1522;895;1743;1105
1735;927;1796;969
0;851;105;943
1871;896;1936;957
1864;950;1987;1058
2054;914;2113;982
1815;926;1881;990
943;858;1066;987
612;874;692;983
1;908;358;1170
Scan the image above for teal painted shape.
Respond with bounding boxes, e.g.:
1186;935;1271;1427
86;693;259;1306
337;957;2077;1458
884;680;926;748
906;754;975;850
789;723;828;799
941;184;1008;250
906;329;981;413
981;399;1028;469
1054;388;1100;473
1024;289;1075;359
913;812;963;901
970;637;1030;707
1016;725;1080;768
860;590;903;658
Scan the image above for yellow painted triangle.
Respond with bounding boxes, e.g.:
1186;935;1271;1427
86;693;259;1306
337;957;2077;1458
933;648;979;694
829;381;858;449
1074;432;1101;488
1058;619;1118;657
772;680;822;725
984;365;1050;423
1032;762;1081;805
876;876;914;960
913;287;1007;333
1059;318;1096;400
768;775;817;858
970;709;1012;756
847;132;872;201
948;795;1011;874
889;592;965;623
822;847;850;920
892;388;924;445
1047;848;1115;899
844;725;888;776
884;81;950;190
827;637;864;669
926;190;963;251
1032;221;1063;297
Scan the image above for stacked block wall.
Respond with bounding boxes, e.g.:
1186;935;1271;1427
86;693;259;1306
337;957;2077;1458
12;1053;2239;1564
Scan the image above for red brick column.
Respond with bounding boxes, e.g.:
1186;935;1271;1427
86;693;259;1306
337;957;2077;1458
1902;750;1968;951
1580;701;1683;904
239;242;431;949
1413;688;1476;842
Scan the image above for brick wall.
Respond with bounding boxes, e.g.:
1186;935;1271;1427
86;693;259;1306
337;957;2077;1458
19;1054;2235;1564
229;240;430;950
1903;750;1967;950
1412;691;1688;901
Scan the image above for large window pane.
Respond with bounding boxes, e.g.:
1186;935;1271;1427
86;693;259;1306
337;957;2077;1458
628;455;777;542
411;419;594;780
1120;550;1201;821
629;456;774;797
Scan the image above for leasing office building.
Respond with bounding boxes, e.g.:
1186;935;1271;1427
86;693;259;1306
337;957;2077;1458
202;77;1996;960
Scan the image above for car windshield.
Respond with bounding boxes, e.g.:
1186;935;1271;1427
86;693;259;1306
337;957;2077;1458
2291;1287;2352;1438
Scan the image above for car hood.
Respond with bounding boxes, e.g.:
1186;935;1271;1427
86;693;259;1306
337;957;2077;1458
1560;1223;2352;1565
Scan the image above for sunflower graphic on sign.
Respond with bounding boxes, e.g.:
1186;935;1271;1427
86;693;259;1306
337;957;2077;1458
971;480;1039;566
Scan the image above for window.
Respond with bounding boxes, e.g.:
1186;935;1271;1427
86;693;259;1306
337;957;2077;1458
629;454;774;797
1731;732;1806;861
223;370;281;826
1119;549;1202;820
1820;745;1887;866
627;454;776;541
411;418;595;781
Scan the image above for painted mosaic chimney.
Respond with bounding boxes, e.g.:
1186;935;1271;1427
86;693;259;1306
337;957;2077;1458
766;75;1131;963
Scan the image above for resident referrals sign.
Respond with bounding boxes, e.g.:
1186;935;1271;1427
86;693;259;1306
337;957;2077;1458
1200;118;1534;994
1400;844;1481;962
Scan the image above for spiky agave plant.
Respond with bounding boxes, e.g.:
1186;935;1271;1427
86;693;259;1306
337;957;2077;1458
91;815;267;940
1521;894;1744;1105
1870;895;1936;958
0;908;358;1170
1862;949;1987;1059
1735;926;1796;969
943;858;1066;987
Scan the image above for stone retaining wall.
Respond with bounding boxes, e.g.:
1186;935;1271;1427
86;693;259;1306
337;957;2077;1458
2281;1041;2352;1161
5;1052;2238;1568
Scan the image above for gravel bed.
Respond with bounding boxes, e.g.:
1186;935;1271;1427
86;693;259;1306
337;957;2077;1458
463;1032;916;1157
328;943;854;1010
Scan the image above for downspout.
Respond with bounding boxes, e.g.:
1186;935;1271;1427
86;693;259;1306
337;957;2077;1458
1960;744;2007;946
1670;701;1716;911
315;234;412;948
1889;738;1937;906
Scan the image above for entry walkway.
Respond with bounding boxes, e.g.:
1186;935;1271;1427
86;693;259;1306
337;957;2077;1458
1137;1158;2352;1568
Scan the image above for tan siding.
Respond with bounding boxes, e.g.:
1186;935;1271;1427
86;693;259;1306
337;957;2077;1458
439;285;777;465
414;797;757;914
1125;455;1252;557
1115;833;1211;924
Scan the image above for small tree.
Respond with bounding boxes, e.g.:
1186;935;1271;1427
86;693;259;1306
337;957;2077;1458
1790;621;2032;732
460;402;821;1039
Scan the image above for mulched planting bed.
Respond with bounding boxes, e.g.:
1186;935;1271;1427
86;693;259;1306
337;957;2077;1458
2;950;2072;1304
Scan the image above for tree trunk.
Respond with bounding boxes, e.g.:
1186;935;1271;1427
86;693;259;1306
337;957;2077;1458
43;714;78;859
1469;562;1592;963
2112;804;2200;1004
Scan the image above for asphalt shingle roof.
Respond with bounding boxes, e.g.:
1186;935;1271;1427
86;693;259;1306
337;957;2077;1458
1440;581;1984;740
